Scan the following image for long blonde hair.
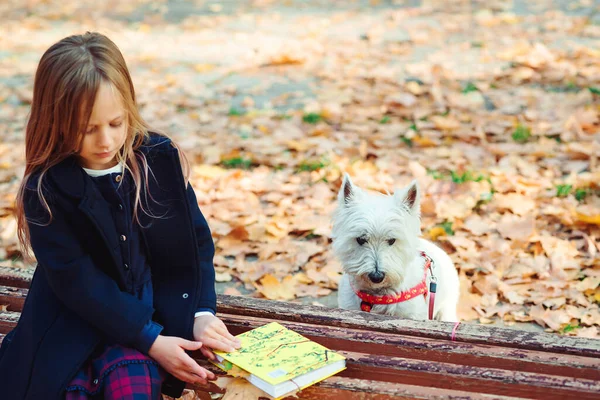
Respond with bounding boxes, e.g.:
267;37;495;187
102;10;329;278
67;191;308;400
16;32;189;259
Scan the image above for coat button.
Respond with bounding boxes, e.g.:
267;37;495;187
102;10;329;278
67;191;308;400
93;378;98;385
117;204;123;211
182;293;189;299
115;175;122;183
124;263;130;270
120;235;127;242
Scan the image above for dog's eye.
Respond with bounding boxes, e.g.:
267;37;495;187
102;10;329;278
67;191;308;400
387;239;396;246
356;237;367;246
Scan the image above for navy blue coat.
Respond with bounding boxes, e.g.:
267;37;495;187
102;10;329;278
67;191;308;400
0;134;216;399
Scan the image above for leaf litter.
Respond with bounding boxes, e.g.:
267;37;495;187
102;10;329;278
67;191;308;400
0;0;599;382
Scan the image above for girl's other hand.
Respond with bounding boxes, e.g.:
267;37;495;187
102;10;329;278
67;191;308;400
193;314;241;360
148;335;215;385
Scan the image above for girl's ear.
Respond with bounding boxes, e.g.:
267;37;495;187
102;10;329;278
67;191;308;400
338;173;357;206
393;180;420;215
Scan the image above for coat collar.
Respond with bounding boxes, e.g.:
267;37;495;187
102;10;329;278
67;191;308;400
46;156;88;199
45;134;177;200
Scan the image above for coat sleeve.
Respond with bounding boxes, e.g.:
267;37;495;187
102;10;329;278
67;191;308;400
186;183;217;314
24;188;156;347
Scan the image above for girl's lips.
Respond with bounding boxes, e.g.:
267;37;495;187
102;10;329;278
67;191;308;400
96;151;112;158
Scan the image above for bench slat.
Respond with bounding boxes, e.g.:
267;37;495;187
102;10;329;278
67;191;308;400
2;280;598;360
217;295;600;358
0;266;34;289
0;285;27;312
189;375;521;400
219;314;600;381
1;267;599;400
191;350;600;399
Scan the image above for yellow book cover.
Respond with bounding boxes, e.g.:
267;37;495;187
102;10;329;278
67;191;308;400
212;322;346;399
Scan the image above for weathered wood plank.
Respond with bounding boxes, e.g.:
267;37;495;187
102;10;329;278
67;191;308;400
0;278;598;359
336;351;600;399
191;352;600;400
0;266;33;289
189;367;521;400
2;310;598;383
1;276;597;360
217;295;600;357
295;376;520;400
295;377;520;400
0;311;20;334
2;266;597;357
0;285;28;311
218;314;600;381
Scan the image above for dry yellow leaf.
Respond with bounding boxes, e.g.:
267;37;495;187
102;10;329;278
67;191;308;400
221;377;273;400
431;115;461;130
428;226;447;241
255;274;296;300
574;211;600;225
194;64;215;73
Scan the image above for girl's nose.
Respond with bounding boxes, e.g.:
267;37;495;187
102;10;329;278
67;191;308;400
97;128;111;148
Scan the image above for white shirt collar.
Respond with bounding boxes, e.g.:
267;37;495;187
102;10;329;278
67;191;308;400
82;162;124;177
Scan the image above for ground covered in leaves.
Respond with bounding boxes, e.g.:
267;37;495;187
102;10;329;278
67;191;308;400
1;0;599;340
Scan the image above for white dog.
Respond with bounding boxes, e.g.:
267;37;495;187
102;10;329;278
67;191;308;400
332;174;459;321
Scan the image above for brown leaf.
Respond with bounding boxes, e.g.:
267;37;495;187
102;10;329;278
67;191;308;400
496;213;535;242
492;194;536;216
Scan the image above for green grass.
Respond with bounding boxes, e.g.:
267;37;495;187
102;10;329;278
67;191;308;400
588;87;600;95
450;170;488;184
512;124;531;143
400;137;413;147
561;324;579;334
228;107;245;116
575;188;589;201
438;221;454;236
302;112;323;124
297;159;328;172
555;184;573;198
428;169;489;184
379;116;391;124
221;157;252;169
462;82;479;94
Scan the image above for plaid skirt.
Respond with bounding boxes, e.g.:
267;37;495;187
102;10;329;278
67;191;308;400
64;343;165;400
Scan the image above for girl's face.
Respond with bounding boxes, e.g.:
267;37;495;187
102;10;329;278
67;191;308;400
78;82;127;170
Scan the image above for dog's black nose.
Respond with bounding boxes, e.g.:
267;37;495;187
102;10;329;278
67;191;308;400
368;271;385;283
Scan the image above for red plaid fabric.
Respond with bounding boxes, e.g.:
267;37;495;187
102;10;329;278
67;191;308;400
65;344;165;400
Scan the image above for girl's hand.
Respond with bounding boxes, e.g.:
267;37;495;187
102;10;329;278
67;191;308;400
148;335;216;385
193;314;241;360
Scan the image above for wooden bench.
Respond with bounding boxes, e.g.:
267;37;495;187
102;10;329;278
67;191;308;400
1;266;599;399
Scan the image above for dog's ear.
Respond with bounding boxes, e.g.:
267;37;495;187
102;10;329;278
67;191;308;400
338;173;356;206
394;179;420;215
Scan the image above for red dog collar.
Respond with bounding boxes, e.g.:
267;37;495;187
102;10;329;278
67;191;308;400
355;252;434;316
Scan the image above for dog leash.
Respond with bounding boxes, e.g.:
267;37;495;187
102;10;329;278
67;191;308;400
424;251;437;321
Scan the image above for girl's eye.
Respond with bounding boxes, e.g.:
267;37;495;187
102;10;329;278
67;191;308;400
85;128;95;134
387;238;396;246
356;237;367;246
111;122;122;128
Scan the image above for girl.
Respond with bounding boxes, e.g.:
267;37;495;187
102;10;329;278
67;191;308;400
0;32;240;399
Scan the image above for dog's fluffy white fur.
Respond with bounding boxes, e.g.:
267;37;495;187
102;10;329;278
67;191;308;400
332;174;460;321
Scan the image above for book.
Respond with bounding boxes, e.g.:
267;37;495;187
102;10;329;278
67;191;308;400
212;322;346;399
